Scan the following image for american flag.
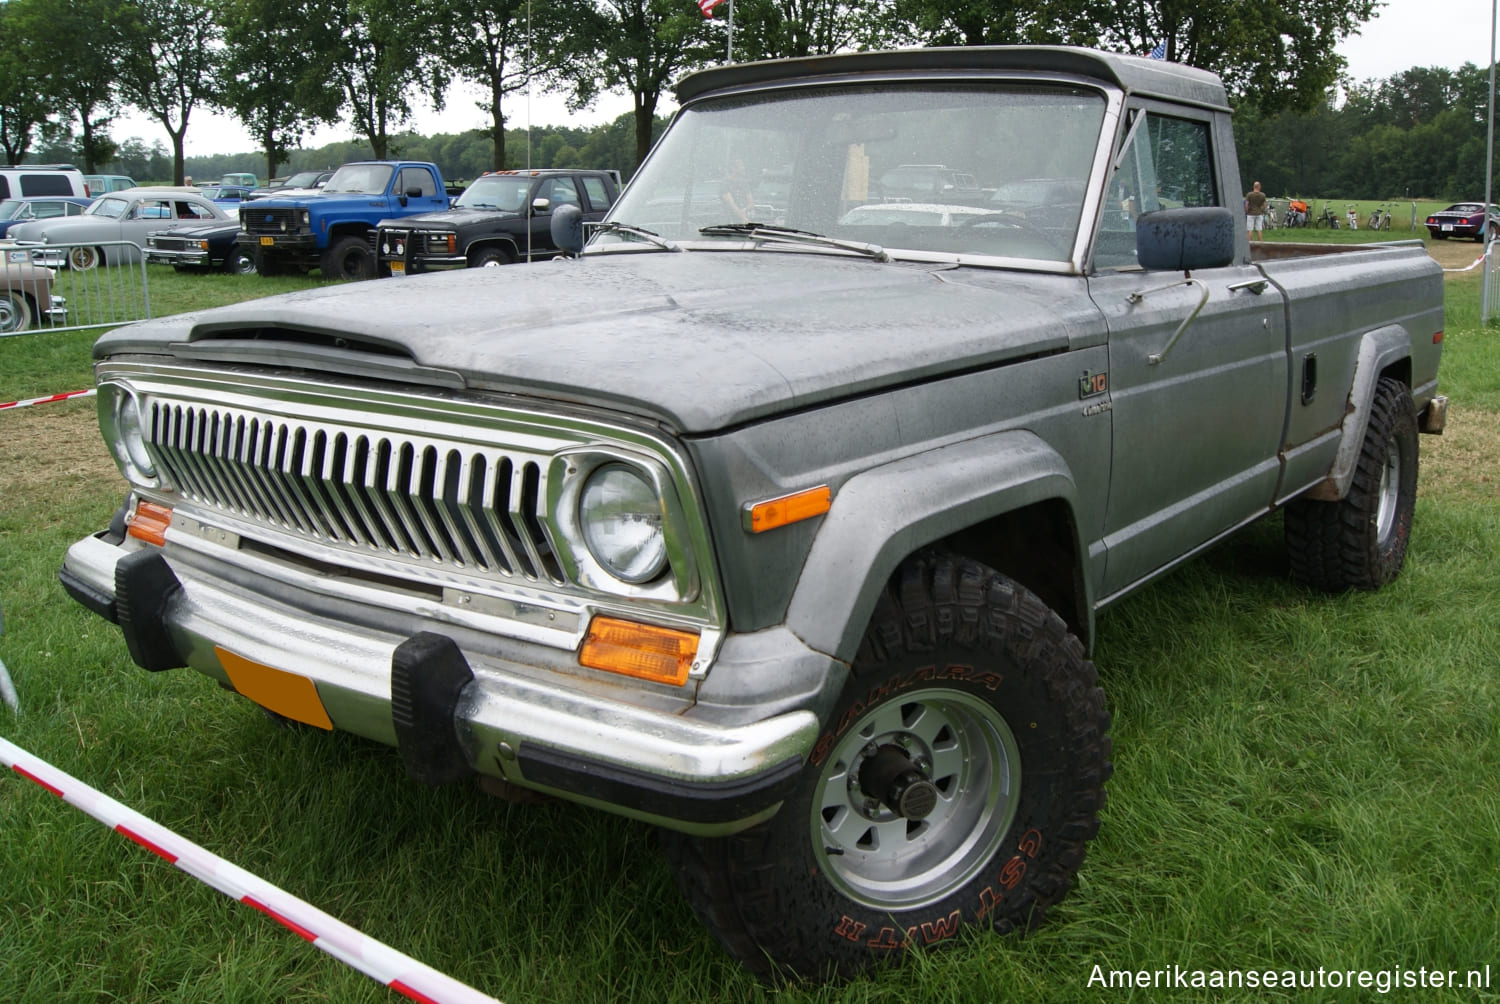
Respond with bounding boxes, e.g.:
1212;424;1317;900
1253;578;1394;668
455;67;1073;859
699;0;724;15
1148;40;1167;60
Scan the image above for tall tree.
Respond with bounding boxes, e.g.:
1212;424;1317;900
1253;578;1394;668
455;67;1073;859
436;0;533;171
560;0;718;167
43;0;131;171
217;0;344;181
320;0;449;159
0;0;59;164
728;0;905;60
116;0;222;184
1089;0;1379;114
891;0;1097;48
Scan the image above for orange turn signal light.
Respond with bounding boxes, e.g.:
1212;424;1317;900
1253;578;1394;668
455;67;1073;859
579;616;699;686
746;485;832;534
126;500;173;546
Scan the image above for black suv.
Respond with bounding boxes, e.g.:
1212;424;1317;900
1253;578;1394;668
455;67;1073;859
375;169;620;275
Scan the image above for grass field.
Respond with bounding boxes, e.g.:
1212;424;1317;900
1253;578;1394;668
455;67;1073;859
1;241;1497;1003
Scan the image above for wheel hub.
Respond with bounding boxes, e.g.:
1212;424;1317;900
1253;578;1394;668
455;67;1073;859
856;743;939;820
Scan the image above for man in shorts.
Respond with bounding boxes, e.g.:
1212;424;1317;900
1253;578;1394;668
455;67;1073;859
1245;181;1267;241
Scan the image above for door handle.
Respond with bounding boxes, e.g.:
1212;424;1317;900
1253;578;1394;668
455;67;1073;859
1228;277;1270;295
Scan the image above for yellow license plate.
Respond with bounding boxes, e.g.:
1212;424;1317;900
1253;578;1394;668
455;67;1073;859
259;236;275;246
390;261;405;276
216;646;333;730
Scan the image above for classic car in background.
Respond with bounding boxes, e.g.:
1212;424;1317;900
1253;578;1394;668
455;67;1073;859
8;187;231;268
1424;202;1500;241
0;196;93;237
0;250;66;333
144;222;256;274
247;170;333;200
83;174;136;197
197;185;255;205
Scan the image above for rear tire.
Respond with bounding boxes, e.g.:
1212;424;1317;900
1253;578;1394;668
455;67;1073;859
320;236;375;281
0;291;32;333
1284;377;1418;591
68;245;101;270
661;554;1111;981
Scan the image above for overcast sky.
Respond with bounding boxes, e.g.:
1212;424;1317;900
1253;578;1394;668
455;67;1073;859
116;0;1497;160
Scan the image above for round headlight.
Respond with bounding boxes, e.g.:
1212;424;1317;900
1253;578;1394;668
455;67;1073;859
117;394;156;479
579;465;668;584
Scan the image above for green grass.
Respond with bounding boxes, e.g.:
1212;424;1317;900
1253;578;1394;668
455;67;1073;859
2;248;1498;1003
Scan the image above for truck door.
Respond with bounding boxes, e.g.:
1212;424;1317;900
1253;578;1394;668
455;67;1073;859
1087;107;1289;600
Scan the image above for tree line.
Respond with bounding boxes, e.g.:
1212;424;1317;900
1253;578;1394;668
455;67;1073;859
1;0;1491;201
1;0;1384;185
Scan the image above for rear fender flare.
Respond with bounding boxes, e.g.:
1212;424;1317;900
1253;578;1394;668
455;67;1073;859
1304;324;1411;502
784;430;1086;663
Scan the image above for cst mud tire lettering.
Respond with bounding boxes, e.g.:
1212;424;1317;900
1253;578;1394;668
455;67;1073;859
1284;377;1418;591
660;554;1112;981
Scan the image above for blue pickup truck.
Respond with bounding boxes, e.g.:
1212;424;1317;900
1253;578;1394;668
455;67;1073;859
236;161;450;279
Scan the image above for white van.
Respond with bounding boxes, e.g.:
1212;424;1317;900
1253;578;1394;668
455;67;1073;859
0;165;89;200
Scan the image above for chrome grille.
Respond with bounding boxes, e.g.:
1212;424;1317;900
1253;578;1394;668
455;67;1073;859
240;207;297;236
148;402;564;584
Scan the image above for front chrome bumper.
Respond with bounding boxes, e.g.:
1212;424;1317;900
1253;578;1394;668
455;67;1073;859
60;532;824;835
145;248;213;268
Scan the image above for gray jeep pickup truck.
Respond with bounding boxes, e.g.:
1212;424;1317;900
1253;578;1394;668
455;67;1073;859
60;47;1445;980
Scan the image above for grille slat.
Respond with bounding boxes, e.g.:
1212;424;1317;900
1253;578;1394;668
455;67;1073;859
146;401;571;587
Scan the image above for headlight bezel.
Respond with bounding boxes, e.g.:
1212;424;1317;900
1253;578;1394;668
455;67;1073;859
549;448;699;601
97;382;161;488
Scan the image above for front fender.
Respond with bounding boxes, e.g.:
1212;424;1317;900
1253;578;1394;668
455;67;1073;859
784;429;1085;663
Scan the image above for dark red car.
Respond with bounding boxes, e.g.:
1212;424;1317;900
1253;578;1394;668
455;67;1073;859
1425;202;1499;241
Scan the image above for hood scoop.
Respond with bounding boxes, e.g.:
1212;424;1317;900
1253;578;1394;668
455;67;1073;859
170;324;467;389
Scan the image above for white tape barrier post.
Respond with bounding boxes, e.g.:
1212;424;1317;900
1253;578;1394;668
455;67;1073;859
0;736;503;1004
0;657;17;713
0;387;97;411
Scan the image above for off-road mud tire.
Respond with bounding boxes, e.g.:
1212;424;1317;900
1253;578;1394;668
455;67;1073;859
1284;377;1418;591
660;553;1111;981
320;236;375;281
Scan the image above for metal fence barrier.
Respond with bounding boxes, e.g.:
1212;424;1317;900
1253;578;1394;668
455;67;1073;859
0;239;151;338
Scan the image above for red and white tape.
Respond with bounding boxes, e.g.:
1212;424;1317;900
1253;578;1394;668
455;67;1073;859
0;736;503;1004
1443;252;1489;273
0;387;96;411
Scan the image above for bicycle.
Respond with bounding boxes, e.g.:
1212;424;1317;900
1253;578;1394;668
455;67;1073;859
1315;201;1341;228
1263;200;1281;230
1366;204;1392;231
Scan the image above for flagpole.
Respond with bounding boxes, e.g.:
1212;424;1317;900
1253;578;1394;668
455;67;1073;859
728;0;733;62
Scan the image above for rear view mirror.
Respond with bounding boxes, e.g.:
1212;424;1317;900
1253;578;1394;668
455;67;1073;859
551;204;584;256
1136;207;1234;271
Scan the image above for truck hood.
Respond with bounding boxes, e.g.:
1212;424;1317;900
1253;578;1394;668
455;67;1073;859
95;250;1103;434
377;207;517;229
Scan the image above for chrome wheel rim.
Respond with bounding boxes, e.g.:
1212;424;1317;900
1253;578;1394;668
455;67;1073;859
1375;437;1401;544
811;687;1021;909
0;298;19;333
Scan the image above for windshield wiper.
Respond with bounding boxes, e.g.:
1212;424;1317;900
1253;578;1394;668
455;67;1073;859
586;220;684;252
698;222;889;261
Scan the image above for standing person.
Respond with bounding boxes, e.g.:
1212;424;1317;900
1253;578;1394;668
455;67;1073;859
1245;181;1267;241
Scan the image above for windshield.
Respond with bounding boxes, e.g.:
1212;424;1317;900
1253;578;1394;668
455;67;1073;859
604;83;1106;263
0;200;25;220
322;164;394;195
283;171;321;188
85;197;130;219
455;175;531;211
